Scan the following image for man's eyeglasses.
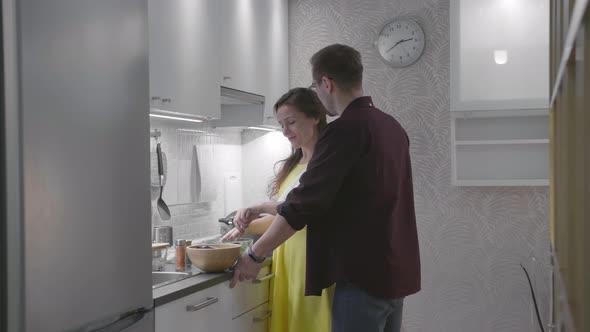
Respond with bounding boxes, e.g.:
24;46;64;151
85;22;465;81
309;77;333;91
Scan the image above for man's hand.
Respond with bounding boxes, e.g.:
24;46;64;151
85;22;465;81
229;214;297;288
233;206;260;233
230;251;262;288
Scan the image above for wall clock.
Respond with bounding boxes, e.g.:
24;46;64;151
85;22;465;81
375;18;425;68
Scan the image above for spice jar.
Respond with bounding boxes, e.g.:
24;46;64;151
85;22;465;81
175;239;186;272
185;240;192;269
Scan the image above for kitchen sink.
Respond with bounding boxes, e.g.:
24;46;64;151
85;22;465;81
152;271;193;289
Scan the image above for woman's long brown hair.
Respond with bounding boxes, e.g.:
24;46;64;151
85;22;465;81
268;88;327;198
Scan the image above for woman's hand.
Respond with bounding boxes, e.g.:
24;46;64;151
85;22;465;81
233;206;261;233
221;227;242;242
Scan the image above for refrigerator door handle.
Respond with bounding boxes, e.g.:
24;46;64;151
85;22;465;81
70;306;153;332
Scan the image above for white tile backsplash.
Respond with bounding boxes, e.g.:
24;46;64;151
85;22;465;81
149;121;290;243
241;129;291;205
150;118;243;242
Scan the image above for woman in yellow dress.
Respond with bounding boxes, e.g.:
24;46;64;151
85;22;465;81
223;87;334;332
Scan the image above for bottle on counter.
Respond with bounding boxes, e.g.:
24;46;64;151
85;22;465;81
185;240;192;269
175;239;186;272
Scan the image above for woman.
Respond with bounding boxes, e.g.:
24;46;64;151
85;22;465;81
223;87;333;332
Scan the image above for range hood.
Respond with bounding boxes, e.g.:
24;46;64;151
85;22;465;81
220;86;265;106
212;86;274;129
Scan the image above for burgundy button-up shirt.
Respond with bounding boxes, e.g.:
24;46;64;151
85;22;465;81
277;96;421;299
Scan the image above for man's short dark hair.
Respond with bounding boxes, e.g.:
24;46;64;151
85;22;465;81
310;44;363;91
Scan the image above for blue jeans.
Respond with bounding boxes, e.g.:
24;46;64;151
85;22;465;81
332;282;404;332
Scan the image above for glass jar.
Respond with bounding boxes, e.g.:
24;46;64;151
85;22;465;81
175;239;186;272
152;243;169;271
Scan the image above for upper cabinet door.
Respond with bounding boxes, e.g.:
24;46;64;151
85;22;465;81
219;0;289;110
219;0;265;96
450;0;550;111
262;0;289;127
149;0;221;119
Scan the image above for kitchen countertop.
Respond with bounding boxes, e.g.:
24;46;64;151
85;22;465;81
152;259;271;307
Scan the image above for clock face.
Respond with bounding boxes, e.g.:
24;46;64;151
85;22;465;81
376;19;425;68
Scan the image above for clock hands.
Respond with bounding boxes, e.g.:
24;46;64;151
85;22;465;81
386;38;414;54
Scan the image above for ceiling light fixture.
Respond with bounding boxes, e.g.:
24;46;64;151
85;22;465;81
494;50;508;65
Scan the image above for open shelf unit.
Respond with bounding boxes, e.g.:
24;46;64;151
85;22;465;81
451;109;550;186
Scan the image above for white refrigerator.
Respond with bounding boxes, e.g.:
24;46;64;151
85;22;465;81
2;0;154;331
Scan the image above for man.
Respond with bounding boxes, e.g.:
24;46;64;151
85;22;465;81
231;44;421;332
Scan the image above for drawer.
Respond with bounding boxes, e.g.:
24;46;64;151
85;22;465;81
229;266;273;318
231;302;271;332
155;282;230;332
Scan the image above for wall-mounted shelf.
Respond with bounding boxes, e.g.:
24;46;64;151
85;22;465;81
454;179;549;187
451;109;550;187
455;139;549;146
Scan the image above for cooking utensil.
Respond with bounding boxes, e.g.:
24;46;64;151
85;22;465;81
152;226;173;246
218;211;236;237
150;150;167;188
156;142;171;220
191;145;201;202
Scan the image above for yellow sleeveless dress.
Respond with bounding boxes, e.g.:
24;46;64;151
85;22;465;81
269;163;334;332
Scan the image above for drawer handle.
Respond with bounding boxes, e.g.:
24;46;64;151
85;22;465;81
253;310;272;323
252;273;274;284
186;297;218;312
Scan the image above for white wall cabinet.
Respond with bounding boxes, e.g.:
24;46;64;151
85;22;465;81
450;0;549;111
155;281;231;332
149;0;288;126
450;0;550;186
219;0;288;128
218;0;265;96
261;0;289;127
149;0;221;120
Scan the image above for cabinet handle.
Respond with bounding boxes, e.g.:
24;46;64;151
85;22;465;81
185;297;218;312
223;76;232;80
253;310;272;323
252;273;274;284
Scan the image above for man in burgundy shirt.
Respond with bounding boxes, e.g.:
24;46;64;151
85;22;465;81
231;44;420;332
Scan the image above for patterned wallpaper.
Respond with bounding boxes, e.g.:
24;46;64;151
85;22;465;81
288;0;551;331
